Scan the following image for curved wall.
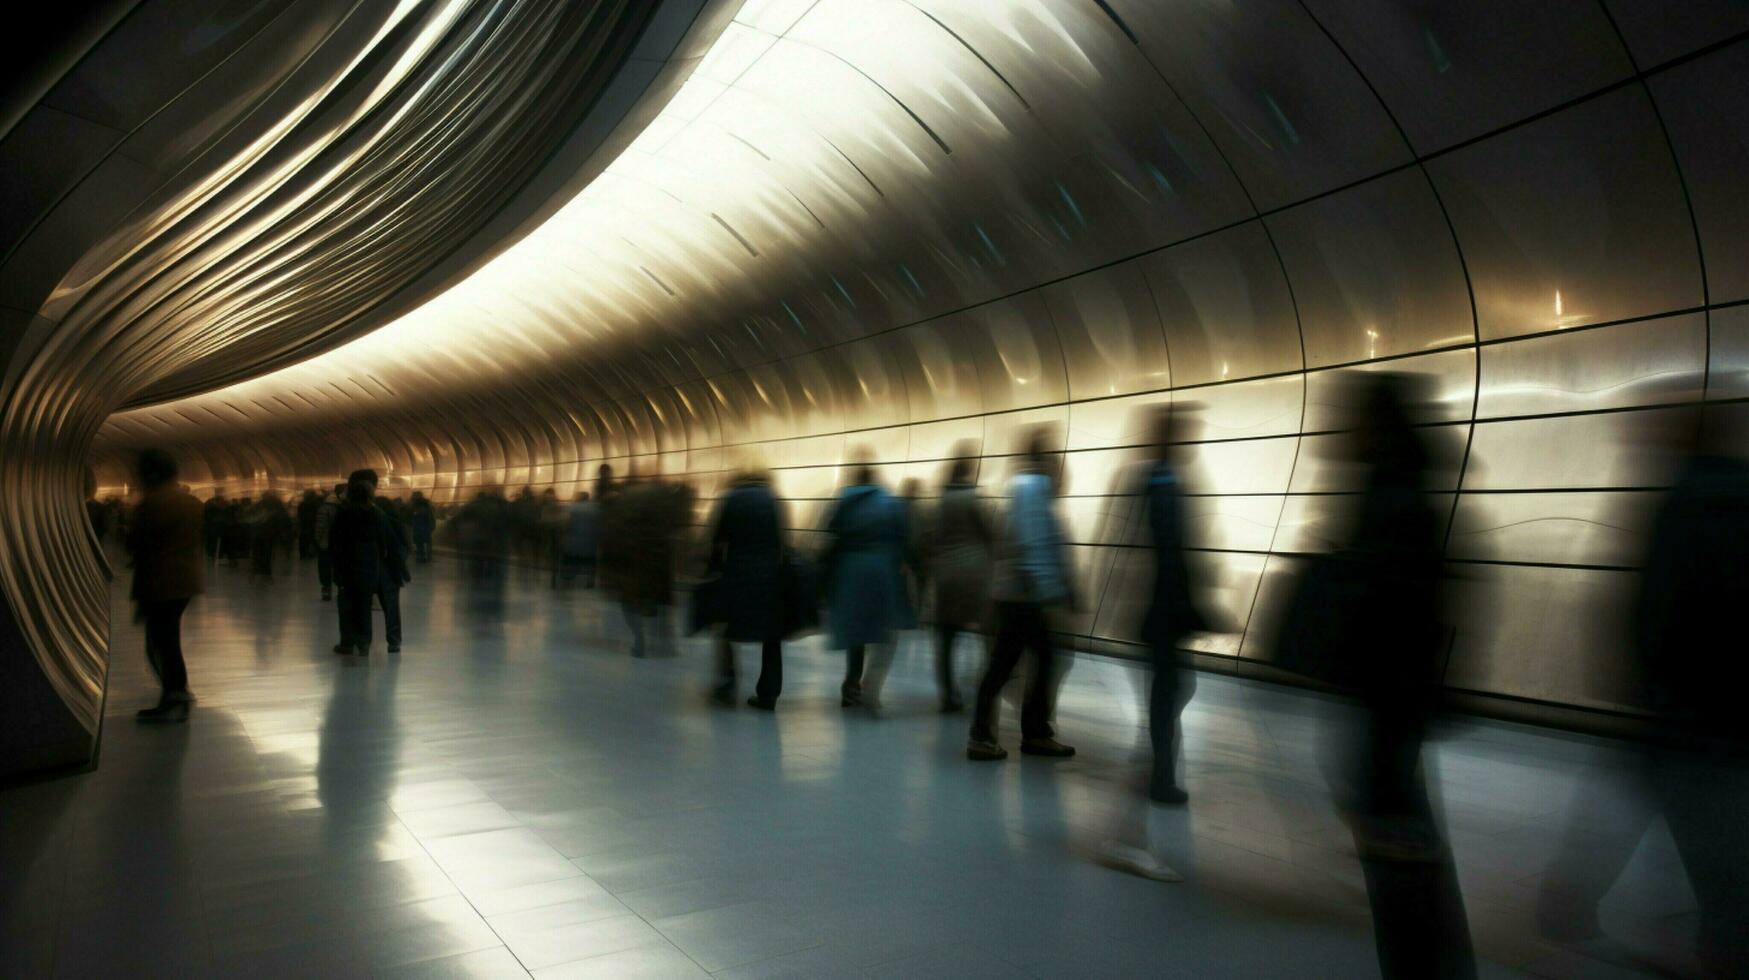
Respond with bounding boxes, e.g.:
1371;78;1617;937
81;1;1749;726
0;0;734;777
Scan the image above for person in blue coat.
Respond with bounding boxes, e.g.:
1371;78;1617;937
821;460;914;715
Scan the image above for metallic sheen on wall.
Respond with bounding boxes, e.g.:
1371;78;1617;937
10;2;1749;770
0;0;736;776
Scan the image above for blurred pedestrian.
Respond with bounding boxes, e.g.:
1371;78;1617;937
560;491;598;588
202;489;227;562
707;468;786;709
314;483;343;601
409;491;435;563
248;491;292;582
127;449;204;722
822;459;913;716
968;429;1076;760
296;488;321;559
328;471;408;657
924;449;992;713
1276;374;1472;979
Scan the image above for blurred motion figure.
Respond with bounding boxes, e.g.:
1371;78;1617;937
127;449;203;722
968;428;1076;760
707;468;787;709
924;447;992;713
1274;373;1472;979
822;458;914;716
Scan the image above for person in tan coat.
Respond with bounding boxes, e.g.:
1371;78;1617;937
126;449;204;722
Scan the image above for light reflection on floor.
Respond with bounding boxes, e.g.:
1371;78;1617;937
0;553;1697;978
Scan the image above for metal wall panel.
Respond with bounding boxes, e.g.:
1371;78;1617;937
1142;224;1303;387
1429;87;1704;340
1305;0;1631;153
1709;305;1749;400
1267;169;1474;367
1446;491;1656;568
1604;0;1749;66
1462;407;1696;491
1477;314;1707;418
1444;565;1642;710
1651;41;1749;304
1043;261;1172;400
1111;0;1410;210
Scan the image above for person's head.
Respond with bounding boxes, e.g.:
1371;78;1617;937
349;468;379;489
846;447;876;488
411;490;425;502
346;477;374;504
1342;373;1428;479
333;483;346;497
1149;402;1204;463
1017;425;1061;483
575;491;590;502
136;449;178;490
542;487;556;499
946;441;979;487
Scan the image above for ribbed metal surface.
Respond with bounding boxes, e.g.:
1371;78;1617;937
65;2;1749;724
0;0;722;774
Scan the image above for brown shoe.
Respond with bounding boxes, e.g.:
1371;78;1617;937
1020;737;1076;758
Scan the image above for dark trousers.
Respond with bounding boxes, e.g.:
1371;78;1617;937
142;598;191;696
317;548;333;590
1149;637;1196;795
414;535;431;563
378;585;402;647
936;624;965;708
717;638;782;703
337;585;372;650
971;601;1058;742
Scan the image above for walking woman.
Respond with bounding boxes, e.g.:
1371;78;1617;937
925;450;992;713
821;459;913;716
127;449;204;722
708;468;786;709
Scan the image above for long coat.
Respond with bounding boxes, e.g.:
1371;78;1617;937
822;484;914;649
129;485;205;602
1140;462;1205;648
329;501;408;591
709;480;784;643
927;484;992;627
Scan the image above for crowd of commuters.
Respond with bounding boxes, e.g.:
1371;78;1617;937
107;372;1748;978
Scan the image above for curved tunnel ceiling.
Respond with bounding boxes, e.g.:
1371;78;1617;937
93;0;1749;728
0;0;736;775
7;0;1747;776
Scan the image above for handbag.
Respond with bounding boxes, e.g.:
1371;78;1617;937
687;575;725;635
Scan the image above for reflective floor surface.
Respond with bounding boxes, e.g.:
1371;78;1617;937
0;554;1703;978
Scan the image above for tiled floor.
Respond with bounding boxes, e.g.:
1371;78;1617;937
0;555;1705;978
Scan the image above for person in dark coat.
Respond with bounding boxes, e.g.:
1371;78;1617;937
127;449;205;722
559;491;598;588
924;450;992;713
328;472;409;656
1288;374;1472;979
1535;415;1749;973
1138;406;1207;805
613;476;682;657
248;491;292;581
708;470;787;709
457;487;510;616
821;461;914;715
201;490;227;561
409;491;436;563
296;489;321;559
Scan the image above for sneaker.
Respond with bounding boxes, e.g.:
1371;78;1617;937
746;696;776;711
966;739;1008;761
1098;841;1183;883
1020;737;1076;758
332;643;350;655
387;644;401;653
840;684;863;708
